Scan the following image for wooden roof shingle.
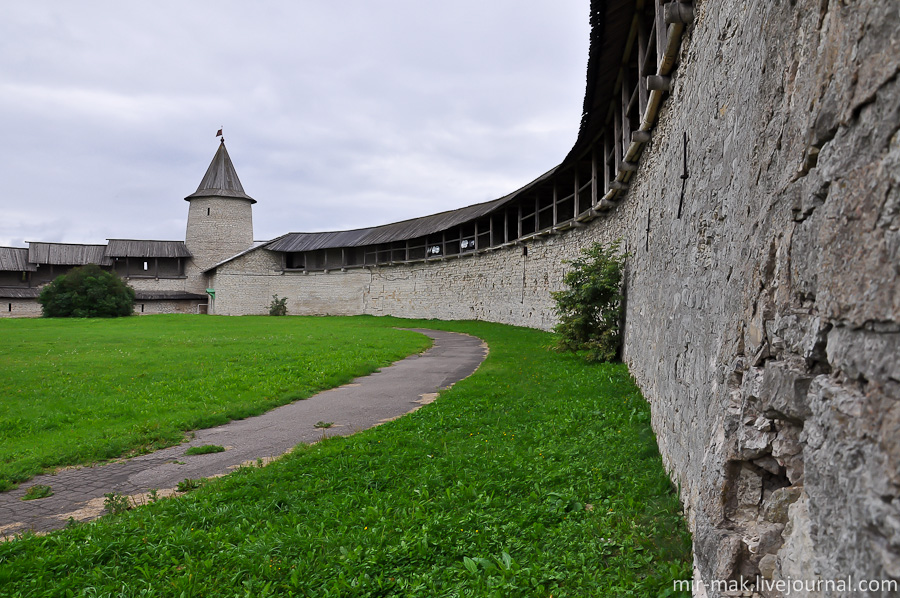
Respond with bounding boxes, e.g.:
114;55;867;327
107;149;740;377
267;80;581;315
0;287;41;298
184;140;256;203
0;247;37;272
27;242;112;266
106;240;192;258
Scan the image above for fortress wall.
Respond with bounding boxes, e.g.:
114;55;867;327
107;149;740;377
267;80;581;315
125;277;192;293
209;248;372;316
360;222;623;326
210;222;619;326
207;0;899;588
615;0;900;589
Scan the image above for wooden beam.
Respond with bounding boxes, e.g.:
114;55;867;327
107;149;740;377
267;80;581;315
632;130;652;143
517;204;523;239
654;0;668;71
637;15;650;114
603;134;612;195
647;75;672;91
552;181;558;227
613;108;623;173
664;2;694;24
622;70;632;159
574;169;581;214
504;208;509;244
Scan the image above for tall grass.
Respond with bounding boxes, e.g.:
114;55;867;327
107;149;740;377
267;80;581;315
0;315;431;491
0;318;692;597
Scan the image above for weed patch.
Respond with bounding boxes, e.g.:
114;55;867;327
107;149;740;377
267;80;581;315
20;485;52;501
176;478;202;493
184;444;225;456
102;493;130;515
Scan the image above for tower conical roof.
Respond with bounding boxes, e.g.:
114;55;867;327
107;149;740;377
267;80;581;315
184;140;256;203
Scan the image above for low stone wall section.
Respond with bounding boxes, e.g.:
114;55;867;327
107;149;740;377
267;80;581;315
0;299;43;318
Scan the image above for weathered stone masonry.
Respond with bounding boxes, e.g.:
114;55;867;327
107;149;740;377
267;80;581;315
210;1;900;594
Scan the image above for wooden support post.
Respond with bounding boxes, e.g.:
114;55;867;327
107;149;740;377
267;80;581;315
552;181;558;226
574;170;580;214
613;109;623;174
620;161;639;172
637;16;650;114
504;208;509;243
622;70;632;162
591;147;599;205
655;0;668;71
603;135;612;195
517;205;523;239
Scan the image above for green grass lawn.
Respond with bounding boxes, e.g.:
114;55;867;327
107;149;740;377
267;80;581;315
0;315;432;491
0;316;691;597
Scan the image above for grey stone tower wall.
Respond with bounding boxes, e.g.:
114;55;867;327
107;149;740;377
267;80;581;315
184;196;254;292
209;0;899;590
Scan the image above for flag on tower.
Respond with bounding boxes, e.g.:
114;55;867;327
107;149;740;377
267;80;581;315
216;128;223;137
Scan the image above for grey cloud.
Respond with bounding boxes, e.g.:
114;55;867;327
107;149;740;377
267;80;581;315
0;1;589;246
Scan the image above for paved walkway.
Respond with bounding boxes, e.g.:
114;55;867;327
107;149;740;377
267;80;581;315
0;329;487;537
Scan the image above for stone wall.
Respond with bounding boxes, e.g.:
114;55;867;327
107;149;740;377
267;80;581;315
133;300;205;315
615;0;900;593
1;299;42;318
209;0;899;592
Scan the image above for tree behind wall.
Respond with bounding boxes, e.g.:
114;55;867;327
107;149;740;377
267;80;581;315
552;241;626;362
38;264;135;318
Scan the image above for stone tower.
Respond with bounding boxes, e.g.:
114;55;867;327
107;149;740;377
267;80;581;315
184;140;256;284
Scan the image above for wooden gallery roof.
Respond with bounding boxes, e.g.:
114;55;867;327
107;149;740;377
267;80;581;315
106;240;192;259
0;247;37;272
27;243;112;266
250;0;670;264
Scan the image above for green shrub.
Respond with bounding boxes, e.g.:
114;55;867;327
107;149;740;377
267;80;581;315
551;240;627;362
269;294;288;316
38;264;135;318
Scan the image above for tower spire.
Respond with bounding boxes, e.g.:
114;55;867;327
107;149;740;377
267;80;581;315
184;139;256;204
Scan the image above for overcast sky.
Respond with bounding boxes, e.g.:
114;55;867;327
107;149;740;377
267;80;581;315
0;2;590;247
